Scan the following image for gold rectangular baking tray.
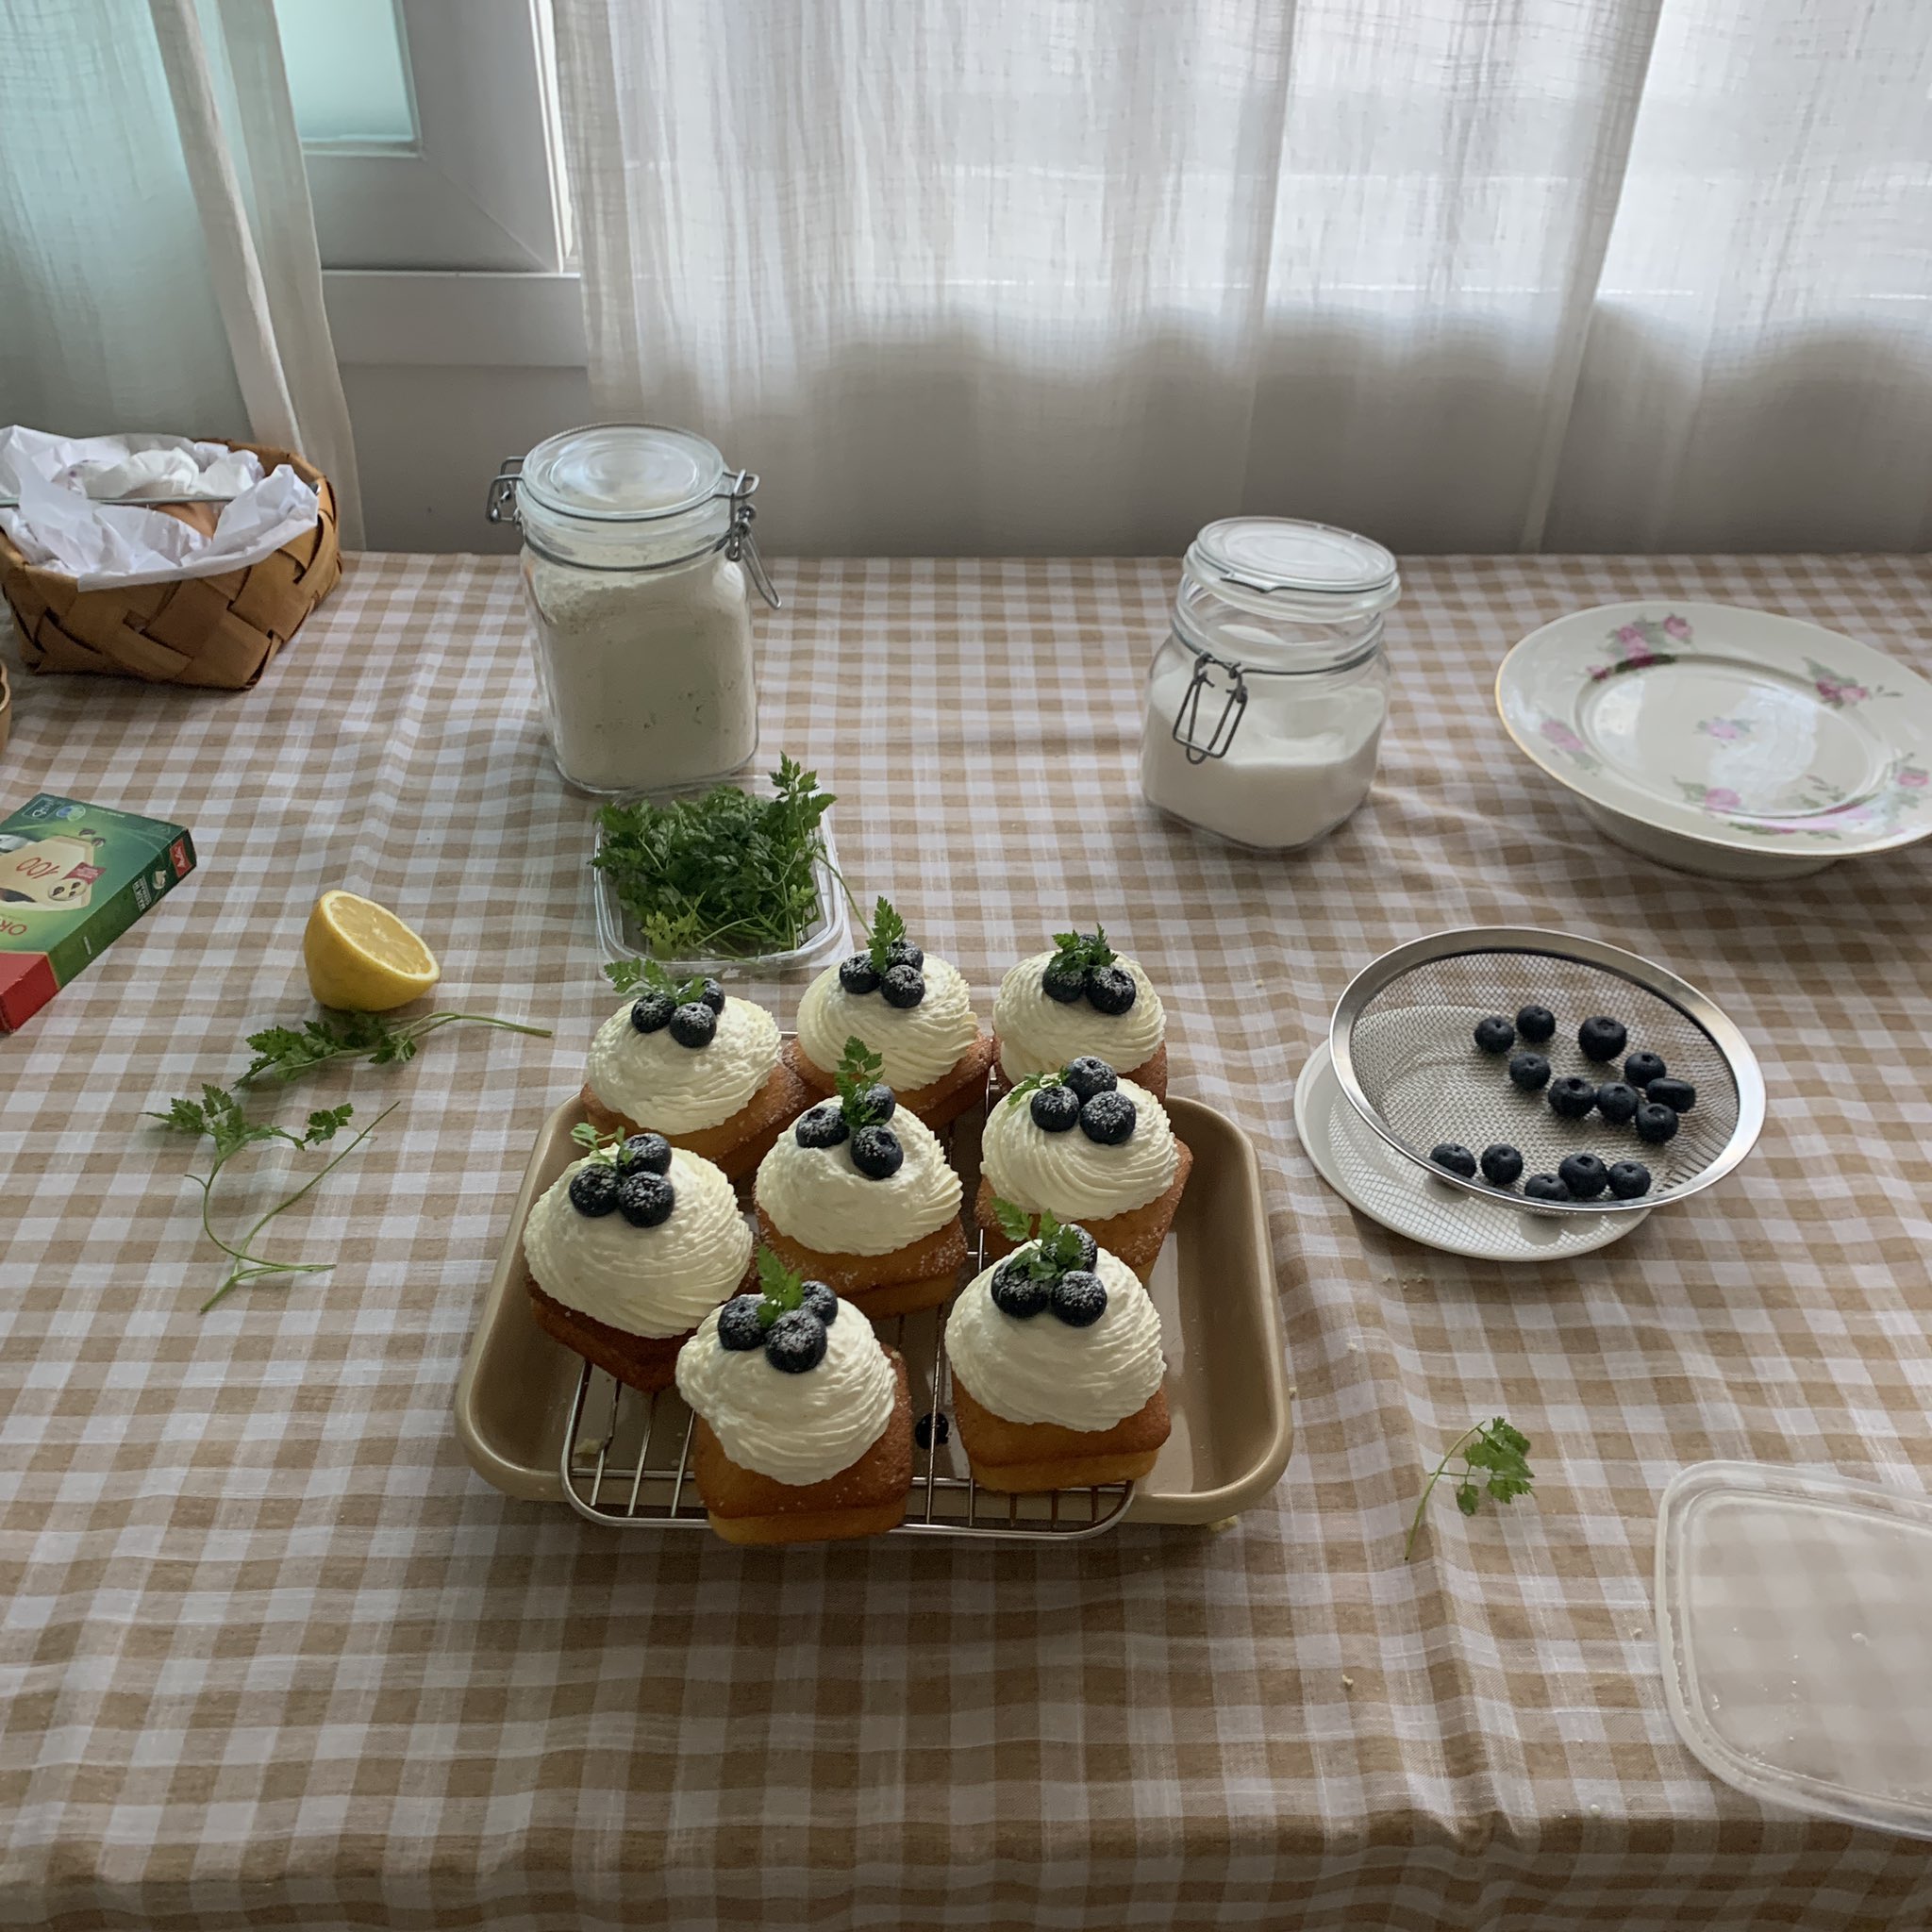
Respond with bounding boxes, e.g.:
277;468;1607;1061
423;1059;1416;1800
455;1093;1292;1530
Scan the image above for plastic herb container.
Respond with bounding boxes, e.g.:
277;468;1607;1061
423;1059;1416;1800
590;776;849;982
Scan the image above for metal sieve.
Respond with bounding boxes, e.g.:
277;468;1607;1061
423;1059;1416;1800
1328;927;1765;1218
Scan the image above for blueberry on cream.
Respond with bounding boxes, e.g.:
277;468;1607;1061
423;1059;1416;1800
981;1060;1179;1225
677;1254;900;1492
993;928;1166;1090
1040;927;1138;1018
755;1038;964;1261
796;897;986;1107
527;1137;753;1343
834;897;928;1011
617;1131;673;1176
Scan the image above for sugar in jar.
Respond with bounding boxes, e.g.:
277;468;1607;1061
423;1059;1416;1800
1140;518;1399;849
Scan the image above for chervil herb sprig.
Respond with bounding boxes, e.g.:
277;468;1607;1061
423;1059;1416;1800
592;754;842;959
571;1123;624;1167
991;1197;1087;1277
604;958;710;1004
241;1008;550;1084
1005;1064;1070;1108
754;1246;807;1329
833;1036;891;1129
1050;924;1115;974
864;896;908;976
1405;1417;1537;1559
149;1085;396;1312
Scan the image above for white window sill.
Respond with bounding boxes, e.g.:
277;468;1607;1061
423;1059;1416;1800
323;269;585;368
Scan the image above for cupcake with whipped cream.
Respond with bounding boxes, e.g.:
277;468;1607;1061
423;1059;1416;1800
974;1056;1191;1282
992;924;1167;1099
789;896;992;1129
945;1208;1170;1492
525;1129;755;1392
676;1251;912;1544
757;1036;967;1320
581;960;809;1181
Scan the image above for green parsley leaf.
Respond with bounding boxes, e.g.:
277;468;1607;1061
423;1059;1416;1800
1405;1416;1538;1558
242;1008;548;1084
1048;924;1115;974
992;1195;1036;1243
150;1086;393;1311
989;1198;1090;1281
754;1246;806;1328
303;1105;354;1145
865;895;908;976
571;1122;623;1167
832;1036;891;1130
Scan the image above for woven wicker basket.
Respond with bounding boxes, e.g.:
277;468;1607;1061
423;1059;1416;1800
0;440;341;690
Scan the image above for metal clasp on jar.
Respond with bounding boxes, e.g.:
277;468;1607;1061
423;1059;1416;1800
718;468;780;609
1171;642;1249;763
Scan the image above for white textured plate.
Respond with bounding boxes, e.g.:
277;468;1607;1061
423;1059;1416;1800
1496;601;1932;875
1292;1040;1643;1263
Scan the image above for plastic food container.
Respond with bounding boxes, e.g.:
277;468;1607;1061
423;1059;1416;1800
1141;517;1399;850
590;779;849;983
1656;1460;1932;1840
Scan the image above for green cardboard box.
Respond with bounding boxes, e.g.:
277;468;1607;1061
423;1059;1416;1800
0;793;197;1031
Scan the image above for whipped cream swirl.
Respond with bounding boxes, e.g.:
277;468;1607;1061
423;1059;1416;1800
525;1148;752;1339
980;1075;1176;1220
796;955;981;1091
585;994;778;1133
993;950;1165;1082
756;1104;962;1257
676;1294;897;1485
945;1246;1164;1430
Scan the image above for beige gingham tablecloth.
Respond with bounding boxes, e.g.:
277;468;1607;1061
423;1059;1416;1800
3;554;1931;1931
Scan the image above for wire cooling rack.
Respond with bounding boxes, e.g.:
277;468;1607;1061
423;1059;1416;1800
558;1267;1137;1541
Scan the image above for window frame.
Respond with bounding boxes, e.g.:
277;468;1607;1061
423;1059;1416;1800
301;0;565;273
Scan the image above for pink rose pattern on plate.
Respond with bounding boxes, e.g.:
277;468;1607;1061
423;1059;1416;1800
1588;617;1681;681
1684;762;1928;841
1805;656;1898;708
1696;716;1752;741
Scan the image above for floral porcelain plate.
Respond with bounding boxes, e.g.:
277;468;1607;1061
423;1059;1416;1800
1496;602;1932;880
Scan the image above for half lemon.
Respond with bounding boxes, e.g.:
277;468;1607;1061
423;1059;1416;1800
303;891;441;1012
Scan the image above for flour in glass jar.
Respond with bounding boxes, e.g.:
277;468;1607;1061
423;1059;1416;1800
525;550;758;793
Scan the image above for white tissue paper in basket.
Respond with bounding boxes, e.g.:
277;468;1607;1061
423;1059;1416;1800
0;427;322;593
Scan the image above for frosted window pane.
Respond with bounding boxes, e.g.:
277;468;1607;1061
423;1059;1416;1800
273;0;416;146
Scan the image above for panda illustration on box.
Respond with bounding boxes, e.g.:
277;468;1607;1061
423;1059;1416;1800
0;827;106;908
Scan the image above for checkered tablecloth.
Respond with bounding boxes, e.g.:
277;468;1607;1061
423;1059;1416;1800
4;554;1930;1931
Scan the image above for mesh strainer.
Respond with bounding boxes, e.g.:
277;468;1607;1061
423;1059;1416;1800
1329;927;1765;1217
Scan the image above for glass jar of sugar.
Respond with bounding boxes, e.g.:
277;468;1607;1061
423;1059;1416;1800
487;424;778;794
1140;518;1399;849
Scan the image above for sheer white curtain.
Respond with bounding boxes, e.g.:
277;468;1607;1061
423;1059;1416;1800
0;0;362;543
556;0;1932;556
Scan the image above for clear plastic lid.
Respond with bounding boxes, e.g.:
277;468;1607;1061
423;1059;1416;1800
520;424;724;522
1184;517;1399;625
1656;1460;1932;1840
